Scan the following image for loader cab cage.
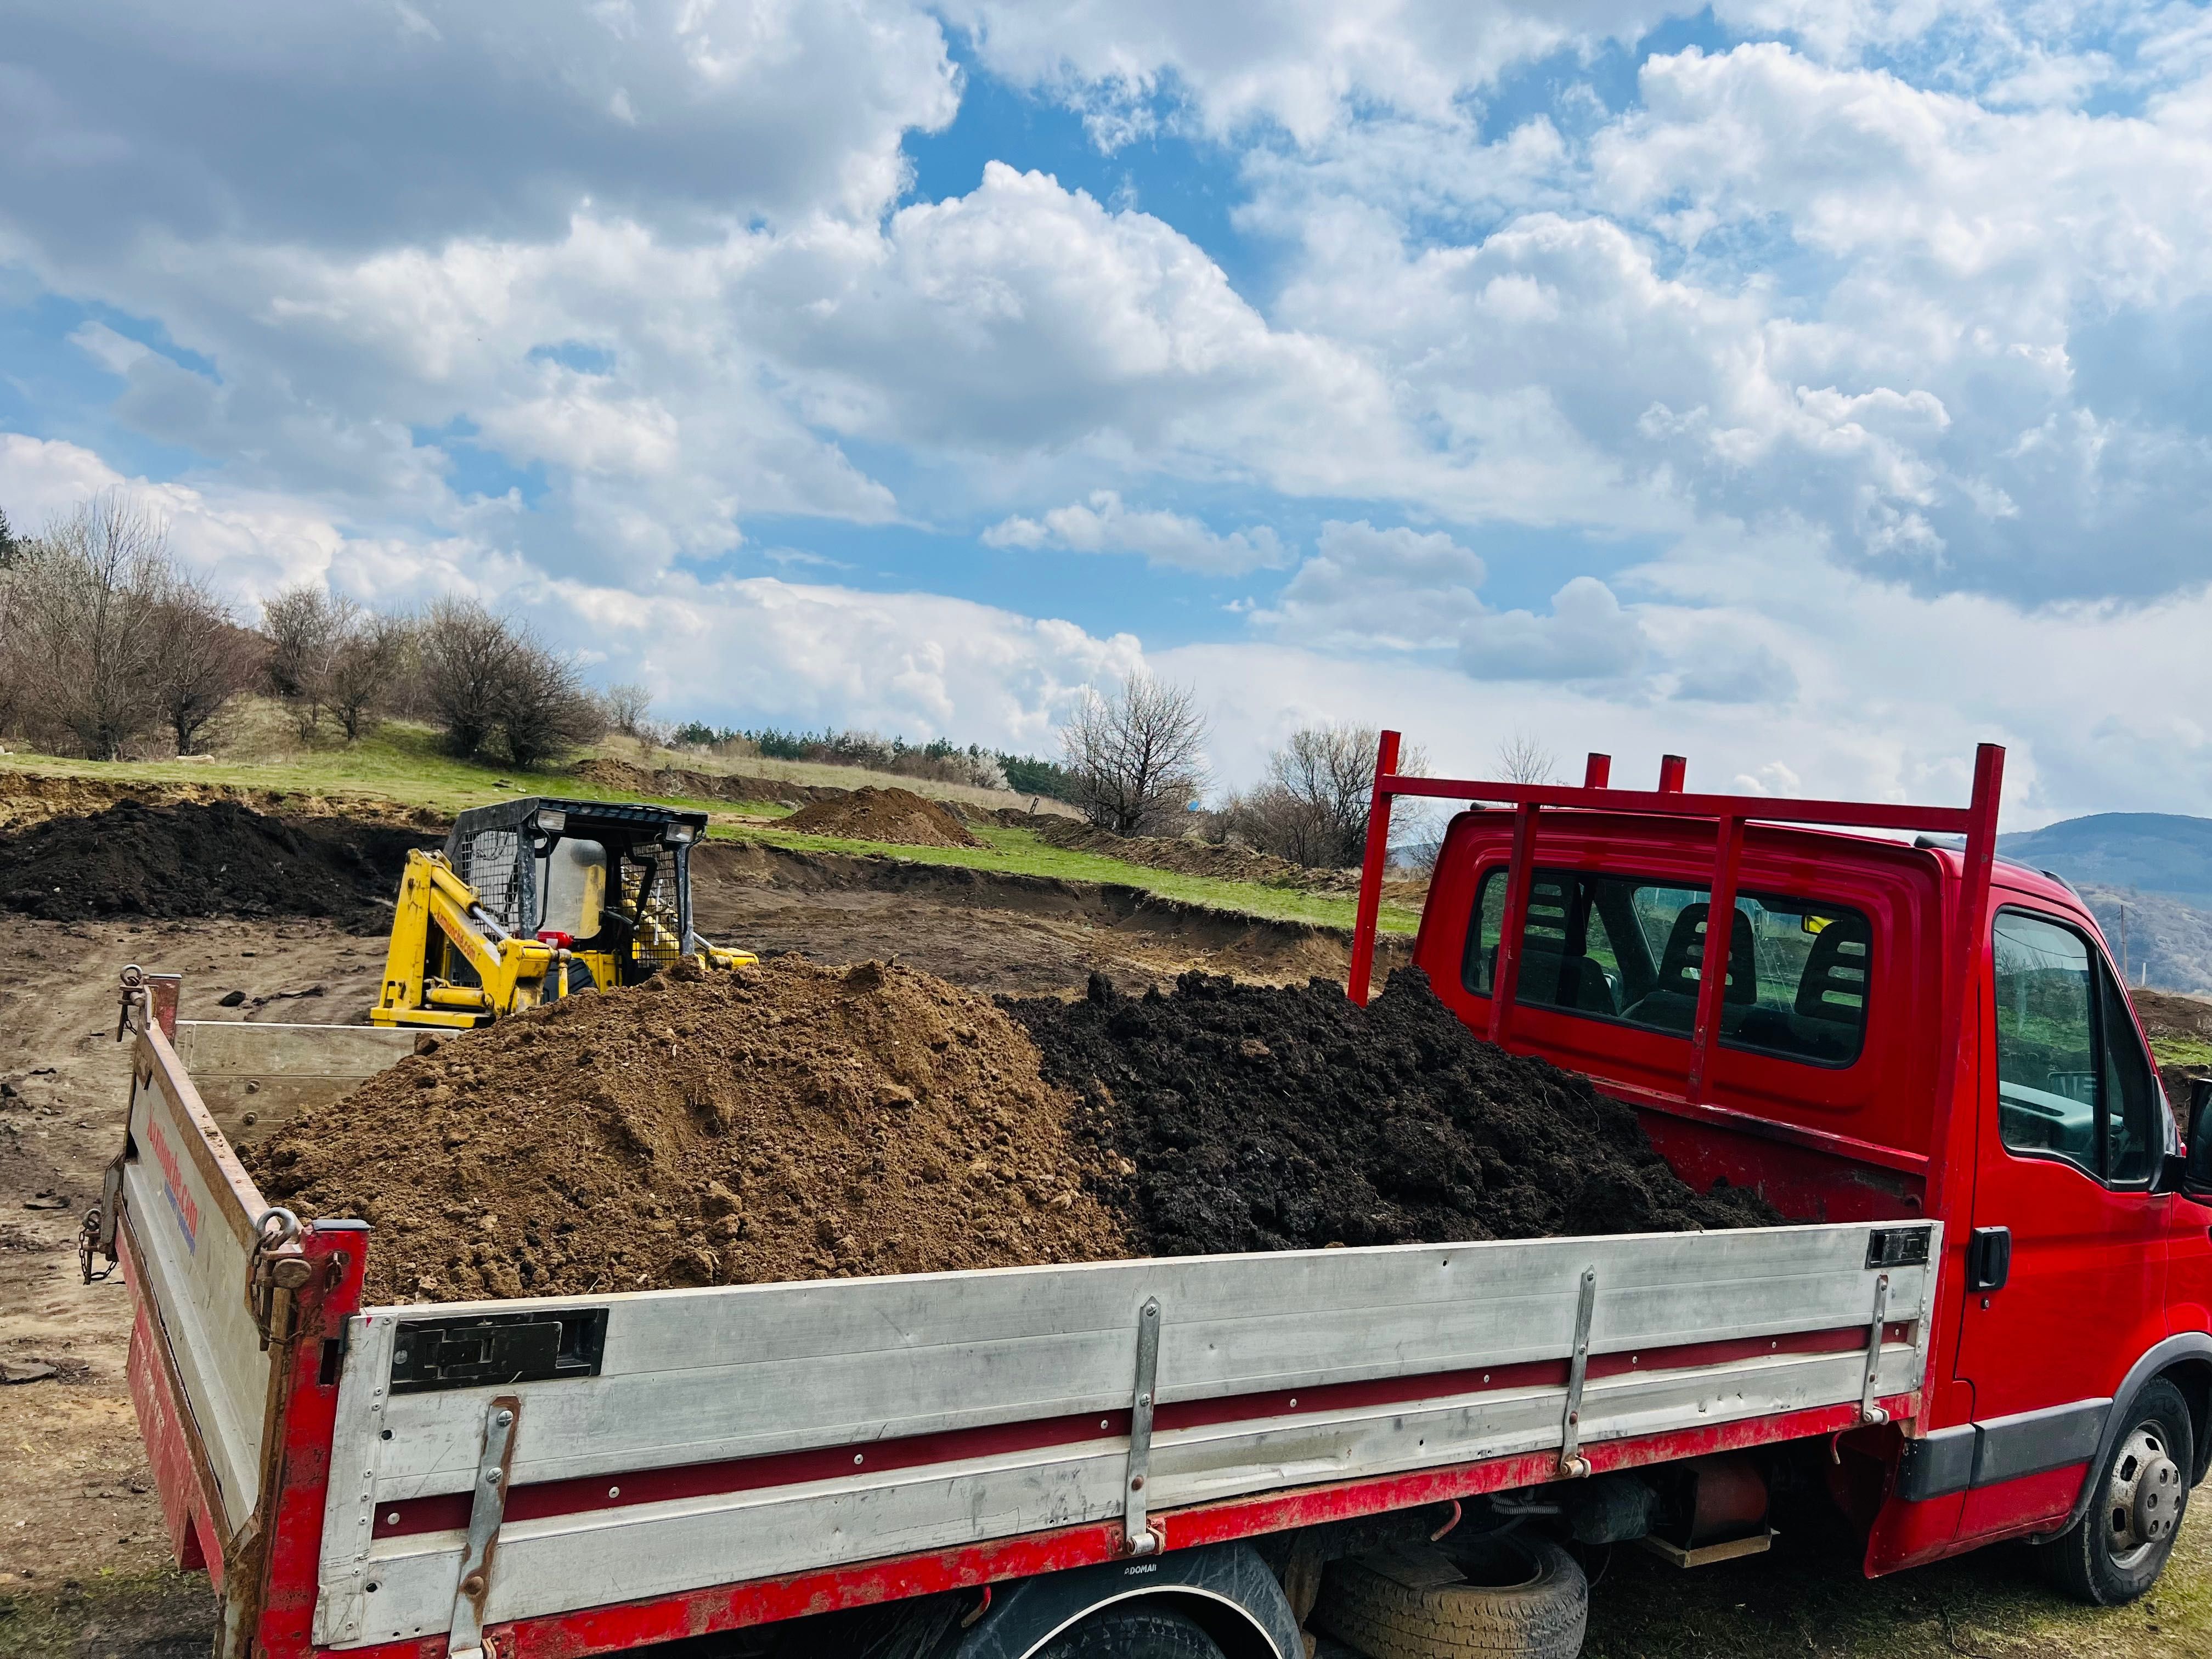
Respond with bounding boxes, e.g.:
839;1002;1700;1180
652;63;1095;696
446;797;708;985
1348;736;2005;1218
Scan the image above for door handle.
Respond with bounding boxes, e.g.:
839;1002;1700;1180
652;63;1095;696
1968;1226;2011;1293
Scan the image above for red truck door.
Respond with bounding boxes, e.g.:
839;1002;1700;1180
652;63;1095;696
1949;900;2170;1541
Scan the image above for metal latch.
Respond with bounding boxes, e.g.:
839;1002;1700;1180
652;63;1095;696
1122;1297;1163;1556
1557;1266;1598;1479
448;1396;521;1659
391;1309;608;1393
1865;1226;1931;1270
247;1207;311;1351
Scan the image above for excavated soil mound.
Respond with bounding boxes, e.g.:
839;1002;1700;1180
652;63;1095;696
0;800;436;926
1007;968;1778;1256
1037;819;1304;883
571;756;848;808
245;956;1131;1304
1032;818;1430;907
781;787;985;849
0;768;448;833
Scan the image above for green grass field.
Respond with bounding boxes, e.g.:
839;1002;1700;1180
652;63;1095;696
727;820;1423;933
0;720;1423;936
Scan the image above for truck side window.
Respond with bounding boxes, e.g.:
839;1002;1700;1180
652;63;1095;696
1991;908;2155;1187
1463;867;1871;1066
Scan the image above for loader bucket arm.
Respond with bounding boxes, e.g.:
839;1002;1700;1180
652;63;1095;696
371;849;556;1028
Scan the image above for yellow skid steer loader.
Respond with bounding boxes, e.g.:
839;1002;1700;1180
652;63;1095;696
372;797;753;1029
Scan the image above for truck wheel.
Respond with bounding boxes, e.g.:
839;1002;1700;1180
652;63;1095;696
2040;1378;2193;1606
1034;1606;1226;1657
1312;1536;1588;1658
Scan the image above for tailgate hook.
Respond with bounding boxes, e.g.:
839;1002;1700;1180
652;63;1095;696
1556;1266;1598;1479
246;1207;309;1351
449;1397;522;1659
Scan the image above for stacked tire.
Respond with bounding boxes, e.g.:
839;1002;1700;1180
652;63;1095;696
1312;1535;1588;1659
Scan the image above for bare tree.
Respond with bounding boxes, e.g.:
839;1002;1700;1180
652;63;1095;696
417;599;601;765
602;682;653;739
1496;727;1556;786
496;635;606;766
260;582;364;736
1229;725;1431;868
262;582;339;701
323;612;416;741
1060;673;1210;837
418;597;524;758
146;569;259;754
7;492;172;759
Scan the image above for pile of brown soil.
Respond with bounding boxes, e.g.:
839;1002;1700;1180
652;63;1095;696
0;767;444;833
0;800;436;927
1007;969;1779;1257
245;956;1131;1304
571;756;847;809
2126;984;2212;1101
1036;818;1302;884
1032;819;1430;906
781;787;985;849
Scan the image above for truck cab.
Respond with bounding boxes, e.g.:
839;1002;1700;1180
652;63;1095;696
1355;739;2212;1601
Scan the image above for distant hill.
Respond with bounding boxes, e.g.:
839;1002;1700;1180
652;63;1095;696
1993;814;2212;994
1999;813;2212;910
2074;885;2212;996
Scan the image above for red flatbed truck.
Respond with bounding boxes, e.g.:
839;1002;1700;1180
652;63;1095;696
86;739;2208;1659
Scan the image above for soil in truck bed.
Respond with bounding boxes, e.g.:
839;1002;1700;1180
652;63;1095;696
244;962;1778;1305
245;955;1130;1303
1010;968;1776;1257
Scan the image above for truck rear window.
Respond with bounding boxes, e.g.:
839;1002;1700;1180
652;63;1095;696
1463;867;1871;1068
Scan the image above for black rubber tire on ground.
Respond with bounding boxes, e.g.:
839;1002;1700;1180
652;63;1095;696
1033;1606;1229;1659
2039;1377;2194;1606
1312;1536;1588;1659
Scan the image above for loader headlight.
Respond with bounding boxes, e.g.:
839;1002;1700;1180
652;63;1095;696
536;809;567;834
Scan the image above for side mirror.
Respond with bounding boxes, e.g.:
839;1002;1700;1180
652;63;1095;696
2183;1078;2212;1200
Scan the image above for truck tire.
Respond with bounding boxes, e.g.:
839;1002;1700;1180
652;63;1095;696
2040;1377;2193;1606
1033;1606;1226;1658
1312;1536;1588;1659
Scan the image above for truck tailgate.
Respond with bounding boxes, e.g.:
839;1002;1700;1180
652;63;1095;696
318;1218;1937;1649
117;1017;285;1549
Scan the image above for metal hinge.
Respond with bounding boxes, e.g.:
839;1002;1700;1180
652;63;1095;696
1557;1266;1598;1479
1122;1297;1163;1556
448;1396;521;1659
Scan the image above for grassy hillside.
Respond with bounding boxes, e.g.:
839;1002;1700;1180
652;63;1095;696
0;714;1421;936
729;820;1423;933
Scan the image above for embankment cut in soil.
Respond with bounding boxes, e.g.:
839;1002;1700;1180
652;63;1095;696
780;786;984;849
0;800;436;926
245;956;1130;1304
1008;969;1778;1257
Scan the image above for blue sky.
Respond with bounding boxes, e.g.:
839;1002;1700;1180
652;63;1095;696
4;1;2211;819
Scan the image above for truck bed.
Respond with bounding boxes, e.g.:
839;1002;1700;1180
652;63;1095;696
113;1008;1939;1659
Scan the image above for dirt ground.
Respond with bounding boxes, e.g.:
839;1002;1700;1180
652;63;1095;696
690;839;1406;993
4;844;2208;1658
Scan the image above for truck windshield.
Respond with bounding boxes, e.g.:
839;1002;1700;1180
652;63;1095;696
1464;867;1871;1068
